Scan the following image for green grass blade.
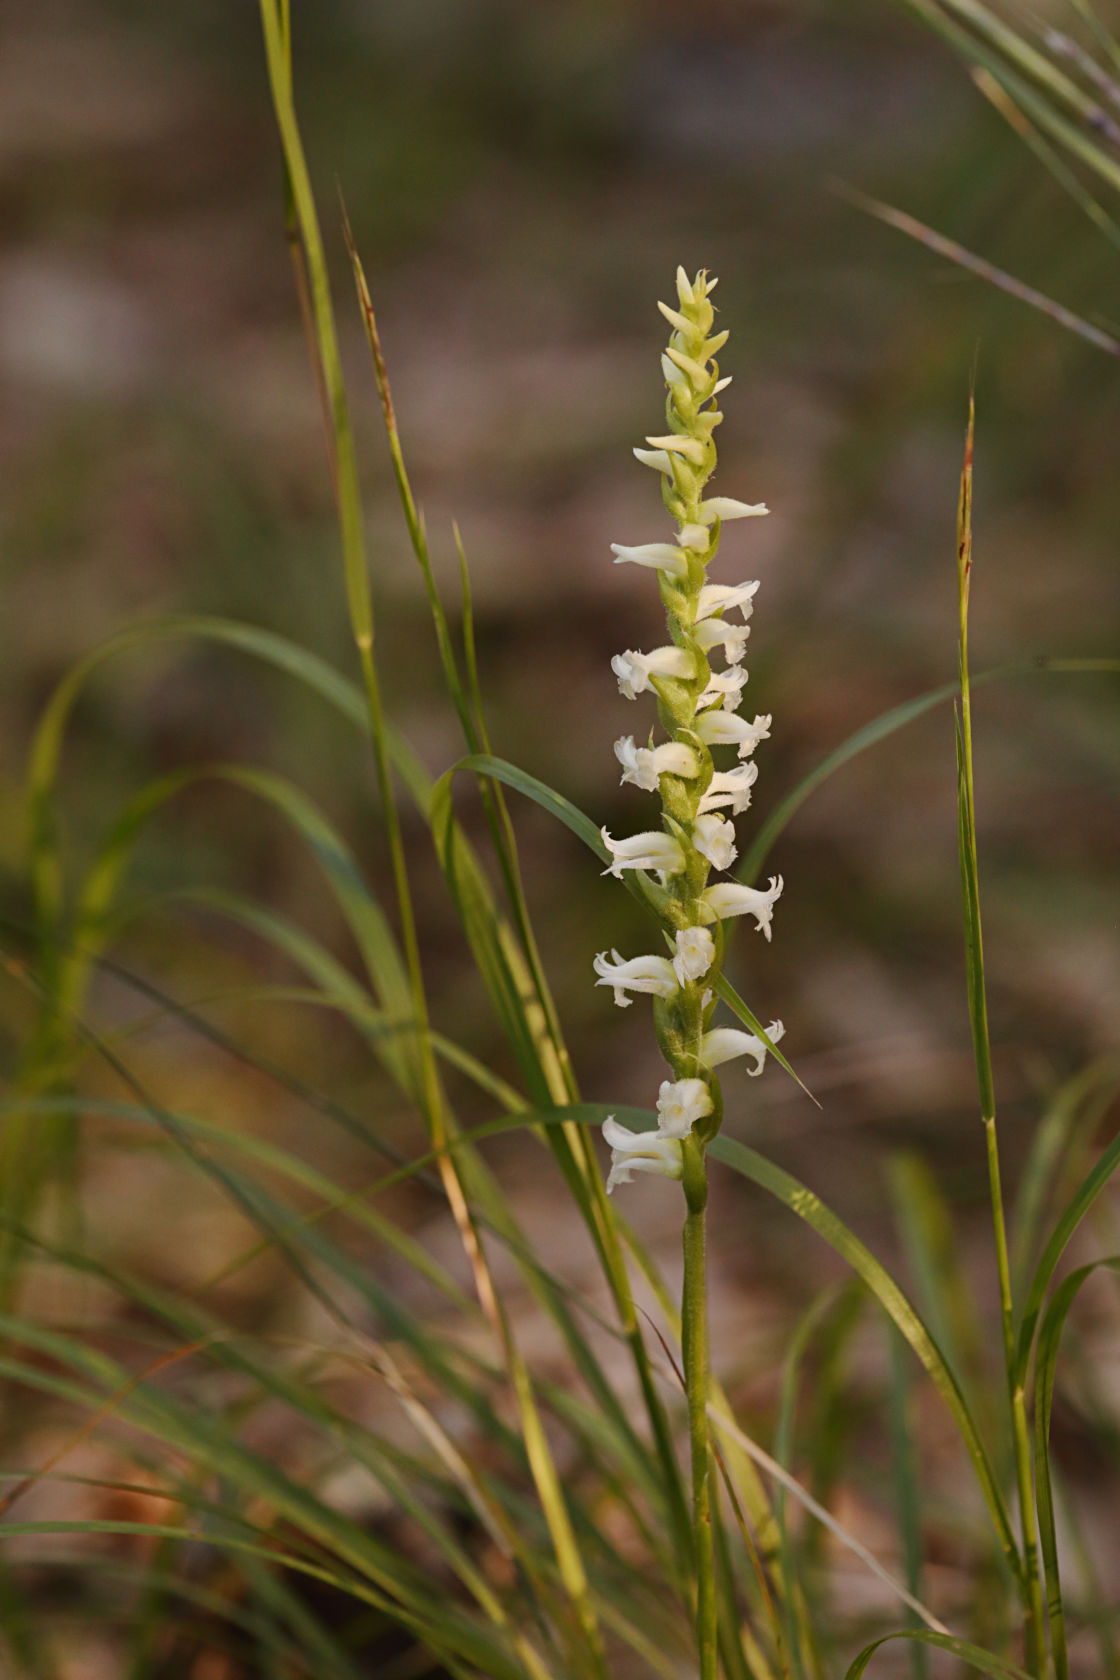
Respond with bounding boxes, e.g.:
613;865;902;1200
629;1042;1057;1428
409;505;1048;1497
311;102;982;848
1033;1257;1120;1680
1011;1063;1120;1293
738;682;958;886
888;1153;985;1412
972;68;1120;255
955;398;1044;1672
839;182;1120;357
773;1287;844;1680
843;1629;1032;1679
738;658;1120;887
888;1325;931;1680
1016;1115;1120;1387
707;1408;950;1638
708;1133;1022;1586
257;3;371;652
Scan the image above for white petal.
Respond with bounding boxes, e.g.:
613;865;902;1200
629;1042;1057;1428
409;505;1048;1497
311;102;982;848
698;667;749;712
603;1117;683;1193
614;736;699;792
700;1021;784;1076
697;581;760;622
644;432;707;466
632;447;673;474
661;354;688;389
701;875;784;938
695;710;770;756
611;645;695;698
692;812;738;872
610;541;688;579
672;925;715;985
656;1077;713;1138
693;618;752;662
697;762;759;815
593;949;677;1005
699;497;769;524
600;828;686;879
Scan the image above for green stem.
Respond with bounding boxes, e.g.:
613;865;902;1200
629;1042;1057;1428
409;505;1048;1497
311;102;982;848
683;1137;719;1680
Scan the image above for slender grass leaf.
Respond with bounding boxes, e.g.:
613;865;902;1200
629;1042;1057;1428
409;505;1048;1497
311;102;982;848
1034;1257;1120;1680
708;1133;1021;1585
843;1629;1032;1679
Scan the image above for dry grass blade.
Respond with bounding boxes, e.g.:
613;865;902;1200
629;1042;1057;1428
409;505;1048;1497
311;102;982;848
706;1409;952;1639
833;179;1120;355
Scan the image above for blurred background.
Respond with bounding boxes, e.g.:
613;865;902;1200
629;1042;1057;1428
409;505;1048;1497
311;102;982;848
1;0;1119;1662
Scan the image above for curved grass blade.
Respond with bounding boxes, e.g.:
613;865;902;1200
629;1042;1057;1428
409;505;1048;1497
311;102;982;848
1015;1123;1120;1385
888;1324;930;1680
843;1629;1032;1680
836;182;1120;356
0;1283;561;1679
1011;1062;1120;1294
707;1133;1022;1587
707;1408;951;1638
739;679;959;886
972;67;1120;255
890;0;1120;196
738;657;1120;886
26;615;371;937
4;949;668;1510
888;1153;986;1423
773;1287;846;1679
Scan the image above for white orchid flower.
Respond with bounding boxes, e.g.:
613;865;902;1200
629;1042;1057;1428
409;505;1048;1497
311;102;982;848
701;1021;785;1077
614;736;699;792
602;1118;683;1194
656;1078;714;1138
600;827;686;880
592;949;677;1009
701;875;784;940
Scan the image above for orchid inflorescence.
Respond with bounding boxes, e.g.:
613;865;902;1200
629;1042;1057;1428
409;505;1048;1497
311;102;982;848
596;267;785;1193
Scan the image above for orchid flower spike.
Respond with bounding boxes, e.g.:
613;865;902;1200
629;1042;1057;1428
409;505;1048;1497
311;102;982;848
595;267;787;1190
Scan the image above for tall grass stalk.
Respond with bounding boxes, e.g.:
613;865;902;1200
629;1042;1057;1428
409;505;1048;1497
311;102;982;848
956;401;1045;1672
